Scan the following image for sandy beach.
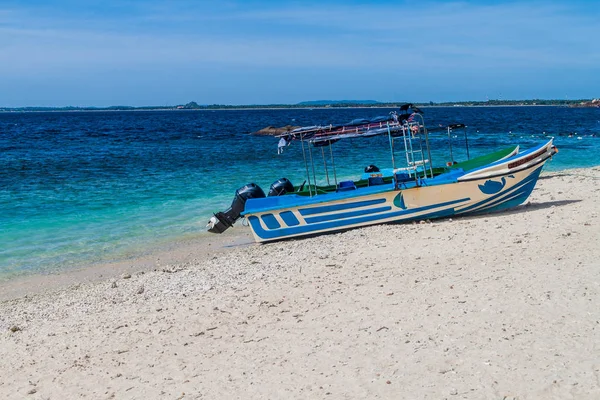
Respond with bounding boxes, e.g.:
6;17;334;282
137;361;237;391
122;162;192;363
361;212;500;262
1;167;599;399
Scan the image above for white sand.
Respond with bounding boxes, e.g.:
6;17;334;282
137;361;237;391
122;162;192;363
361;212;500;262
1;167;599;399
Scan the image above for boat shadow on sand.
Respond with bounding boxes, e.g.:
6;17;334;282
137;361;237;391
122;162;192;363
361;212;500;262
538;173;570;180
460;199;581;221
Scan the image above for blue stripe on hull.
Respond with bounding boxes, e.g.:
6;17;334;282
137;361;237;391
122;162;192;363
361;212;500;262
476;179;535;213
249;197;470;240
304;206;392;224
261;214;280;229
279;211;300;226
298;198;386;216
472;171;540;215
456;166;543;215
478;190;533;215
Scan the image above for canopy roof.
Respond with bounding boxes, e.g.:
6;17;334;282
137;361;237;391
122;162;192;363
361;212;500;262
280;105;424;146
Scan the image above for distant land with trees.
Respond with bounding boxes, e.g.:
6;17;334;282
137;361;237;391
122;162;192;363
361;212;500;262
1;98;598;112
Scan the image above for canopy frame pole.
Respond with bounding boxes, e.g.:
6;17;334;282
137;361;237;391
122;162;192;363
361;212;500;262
329;142;338;187
402;124;411;177
386;122;397;189
447;126;455;163
300;134;313;197
321;146;330;186
308;141;318;196
464;126;470;160
417;125;428;178
407;123;416;177
416;113;433;178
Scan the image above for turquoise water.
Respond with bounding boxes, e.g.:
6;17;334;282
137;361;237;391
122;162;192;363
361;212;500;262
1;107;599;279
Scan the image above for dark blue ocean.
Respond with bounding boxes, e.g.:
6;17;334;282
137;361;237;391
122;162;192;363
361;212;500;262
1;106;599;279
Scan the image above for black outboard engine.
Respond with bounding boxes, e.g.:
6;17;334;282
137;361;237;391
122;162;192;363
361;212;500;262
268;178;294;197
364;164;380;173
207;183;266;234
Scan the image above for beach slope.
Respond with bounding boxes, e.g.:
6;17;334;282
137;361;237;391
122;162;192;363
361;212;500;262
1;167;599;399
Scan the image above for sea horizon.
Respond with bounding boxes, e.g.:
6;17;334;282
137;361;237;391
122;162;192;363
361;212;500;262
2;97;597;112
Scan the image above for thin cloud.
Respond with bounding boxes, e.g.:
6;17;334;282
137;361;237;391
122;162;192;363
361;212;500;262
3;1;598;68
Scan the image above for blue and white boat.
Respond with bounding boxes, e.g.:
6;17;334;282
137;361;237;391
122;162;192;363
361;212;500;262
207;106;557;243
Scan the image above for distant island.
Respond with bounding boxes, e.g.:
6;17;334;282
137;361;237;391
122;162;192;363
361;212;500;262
1;98;598;112
296;100;381;106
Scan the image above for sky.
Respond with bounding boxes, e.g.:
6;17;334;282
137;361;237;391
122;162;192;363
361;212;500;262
0;0;599;107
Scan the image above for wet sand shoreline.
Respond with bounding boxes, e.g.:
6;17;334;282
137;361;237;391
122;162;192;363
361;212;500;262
0;229;255;302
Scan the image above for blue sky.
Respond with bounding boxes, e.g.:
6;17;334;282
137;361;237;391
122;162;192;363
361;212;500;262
1;0;598;106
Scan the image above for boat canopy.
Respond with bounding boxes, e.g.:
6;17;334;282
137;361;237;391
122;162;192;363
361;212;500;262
280;106;423;146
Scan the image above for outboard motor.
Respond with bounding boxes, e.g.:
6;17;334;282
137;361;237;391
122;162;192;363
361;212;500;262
364;164;380;173
207;183;266;234
267;178;294;197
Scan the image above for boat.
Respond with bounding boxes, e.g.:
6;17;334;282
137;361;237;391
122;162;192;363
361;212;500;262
207;105;557;242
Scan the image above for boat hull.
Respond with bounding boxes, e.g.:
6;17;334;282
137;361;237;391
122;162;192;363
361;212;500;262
243;140;555;243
